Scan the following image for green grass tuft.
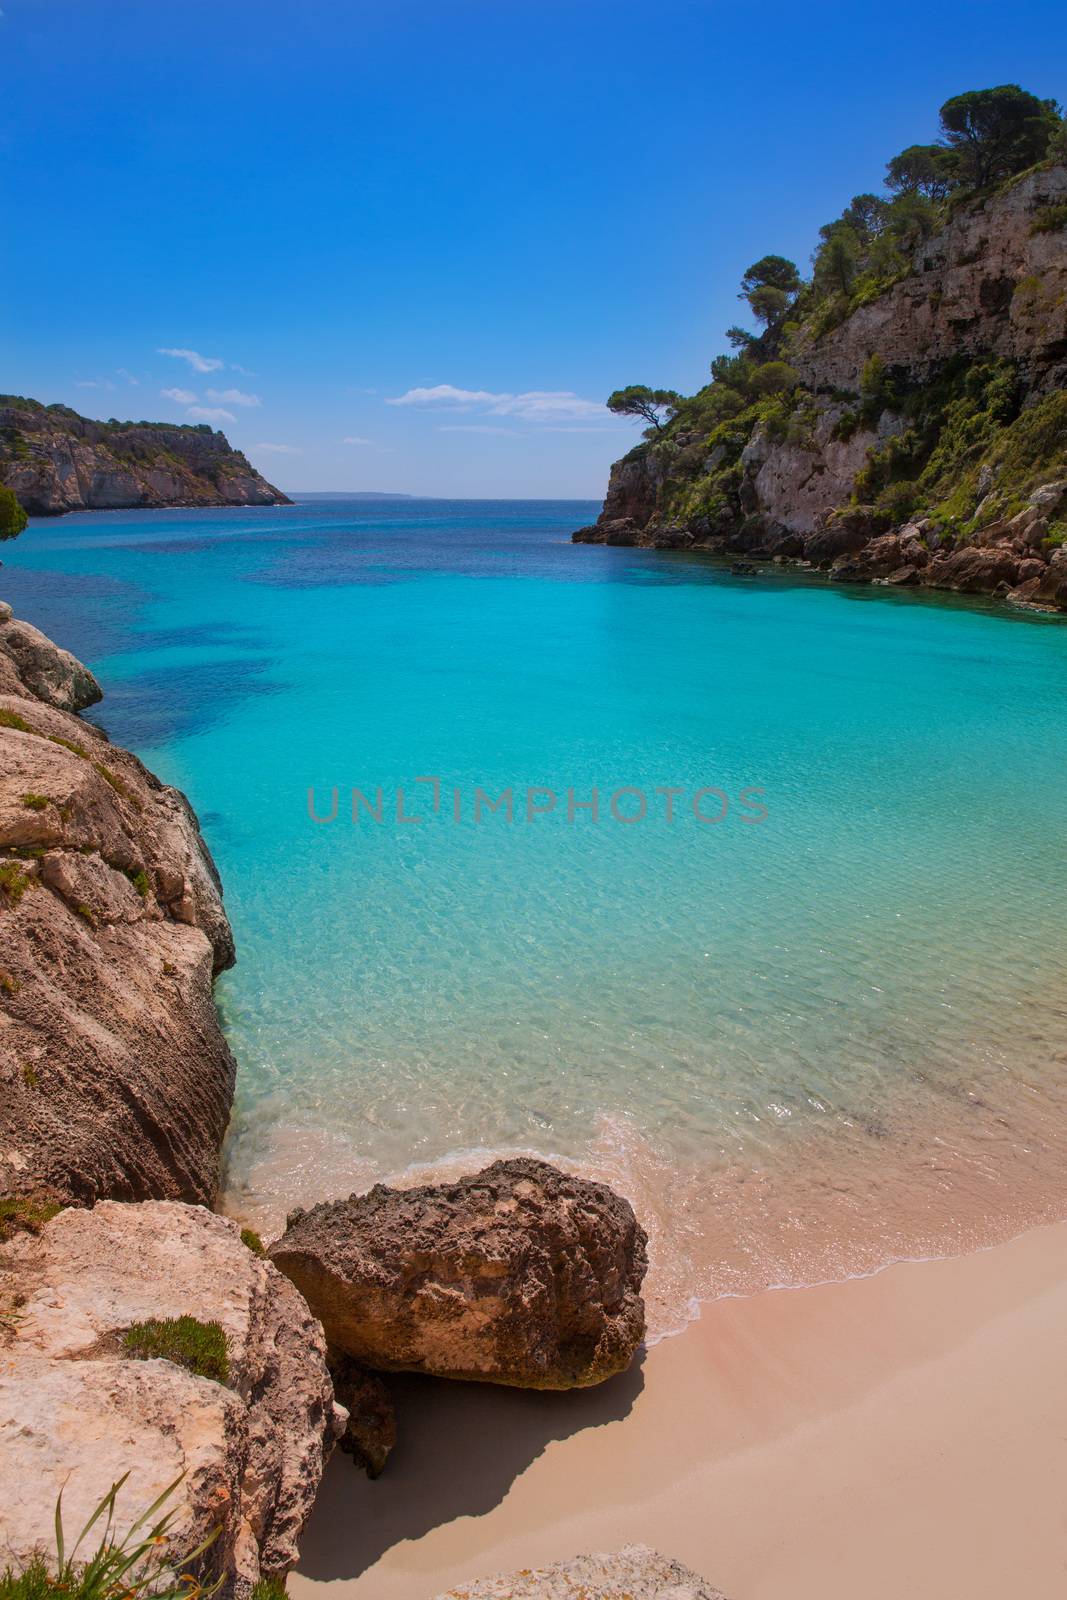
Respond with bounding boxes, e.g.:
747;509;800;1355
239;1227;265;1256
0;863;36;907
250;1580;287;1600
48;735;88;759
0;1194;61;1241
93;763;142;810
0;709;32;732
20;793;50;811
123;1316;229;1384
1030;202;1067;235
0;1474;221;1600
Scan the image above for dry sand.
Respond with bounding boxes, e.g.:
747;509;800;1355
291;1218;1067;1600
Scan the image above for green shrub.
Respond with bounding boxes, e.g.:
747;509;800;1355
127;868;151;898
0;709;32;733
21;794;50;811
0;1475;220;1600
239;1228;265;1256
0;484;27;541
0;863;36;907
123;1316;229;1384
0;1194;61;1241
749;361;799;397
250;1580;287;1600
1030;202;1067;235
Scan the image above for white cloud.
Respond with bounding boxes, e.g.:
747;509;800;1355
158;347;224;373
254;442;302;455
342;435;373;445
161;386;197;405
230;363;257;377
491;391;606;422
206;385;260;406
187;406;236;424
75;378;116;391
117;369;140;386
386;384;608;423
387;384;501;409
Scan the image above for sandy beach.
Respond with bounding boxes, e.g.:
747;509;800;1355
291;1218;1067;1600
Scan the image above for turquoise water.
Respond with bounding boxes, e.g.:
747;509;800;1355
6;498;1067;1328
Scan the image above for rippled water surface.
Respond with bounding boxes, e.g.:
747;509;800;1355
6;498;1067;1331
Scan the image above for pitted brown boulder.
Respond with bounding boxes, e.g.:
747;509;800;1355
270;1158;648;1390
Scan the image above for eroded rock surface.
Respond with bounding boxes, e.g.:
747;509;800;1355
270;1158;648;1389
430;1544;727;1599
0;608;236;1204
0;1202;342;1597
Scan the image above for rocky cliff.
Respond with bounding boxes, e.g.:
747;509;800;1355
576;162;1067;611
0;397;288;515
0;605;237;1205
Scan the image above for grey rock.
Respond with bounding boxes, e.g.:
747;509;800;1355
429;1544;728;1599
0;615;102;711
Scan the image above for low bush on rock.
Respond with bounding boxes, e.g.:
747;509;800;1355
0;1194;61;1242
122;1315;229;1384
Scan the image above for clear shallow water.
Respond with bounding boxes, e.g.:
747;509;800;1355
5;498;1067;1332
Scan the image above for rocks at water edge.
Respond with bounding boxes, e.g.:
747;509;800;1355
0;606;236;1205
431;1544;728;1599
0;612;103;712
0;1202;344;1597
270;1157;648;1389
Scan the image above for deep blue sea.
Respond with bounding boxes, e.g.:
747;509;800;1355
6;496;1067;1329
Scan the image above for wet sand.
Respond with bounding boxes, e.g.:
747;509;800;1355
291;1217;1067;1600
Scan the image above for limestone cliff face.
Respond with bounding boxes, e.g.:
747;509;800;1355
792;164;1067;395
0;607;236;1205
576;163;1067;611
0;397;289;515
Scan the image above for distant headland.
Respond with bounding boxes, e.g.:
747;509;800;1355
0;395;288;515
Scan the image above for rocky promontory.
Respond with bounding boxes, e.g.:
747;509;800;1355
576;111;1067;612
0;396;288;515
0;607;237;1205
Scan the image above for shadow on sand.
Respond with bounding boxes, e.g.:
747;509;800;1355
297;1355;646;1581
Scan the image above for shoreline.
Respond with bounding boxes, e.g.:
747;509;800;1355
291;1213;1067;1600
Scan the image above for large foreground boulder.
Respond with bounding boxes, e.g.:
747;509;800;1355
0;1202;343;1597
0;608;236;1206
270;1158;648;1390
431;1544;727;1599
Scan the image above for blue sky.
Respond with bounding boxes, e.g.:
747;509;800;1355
1;0;1064;498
